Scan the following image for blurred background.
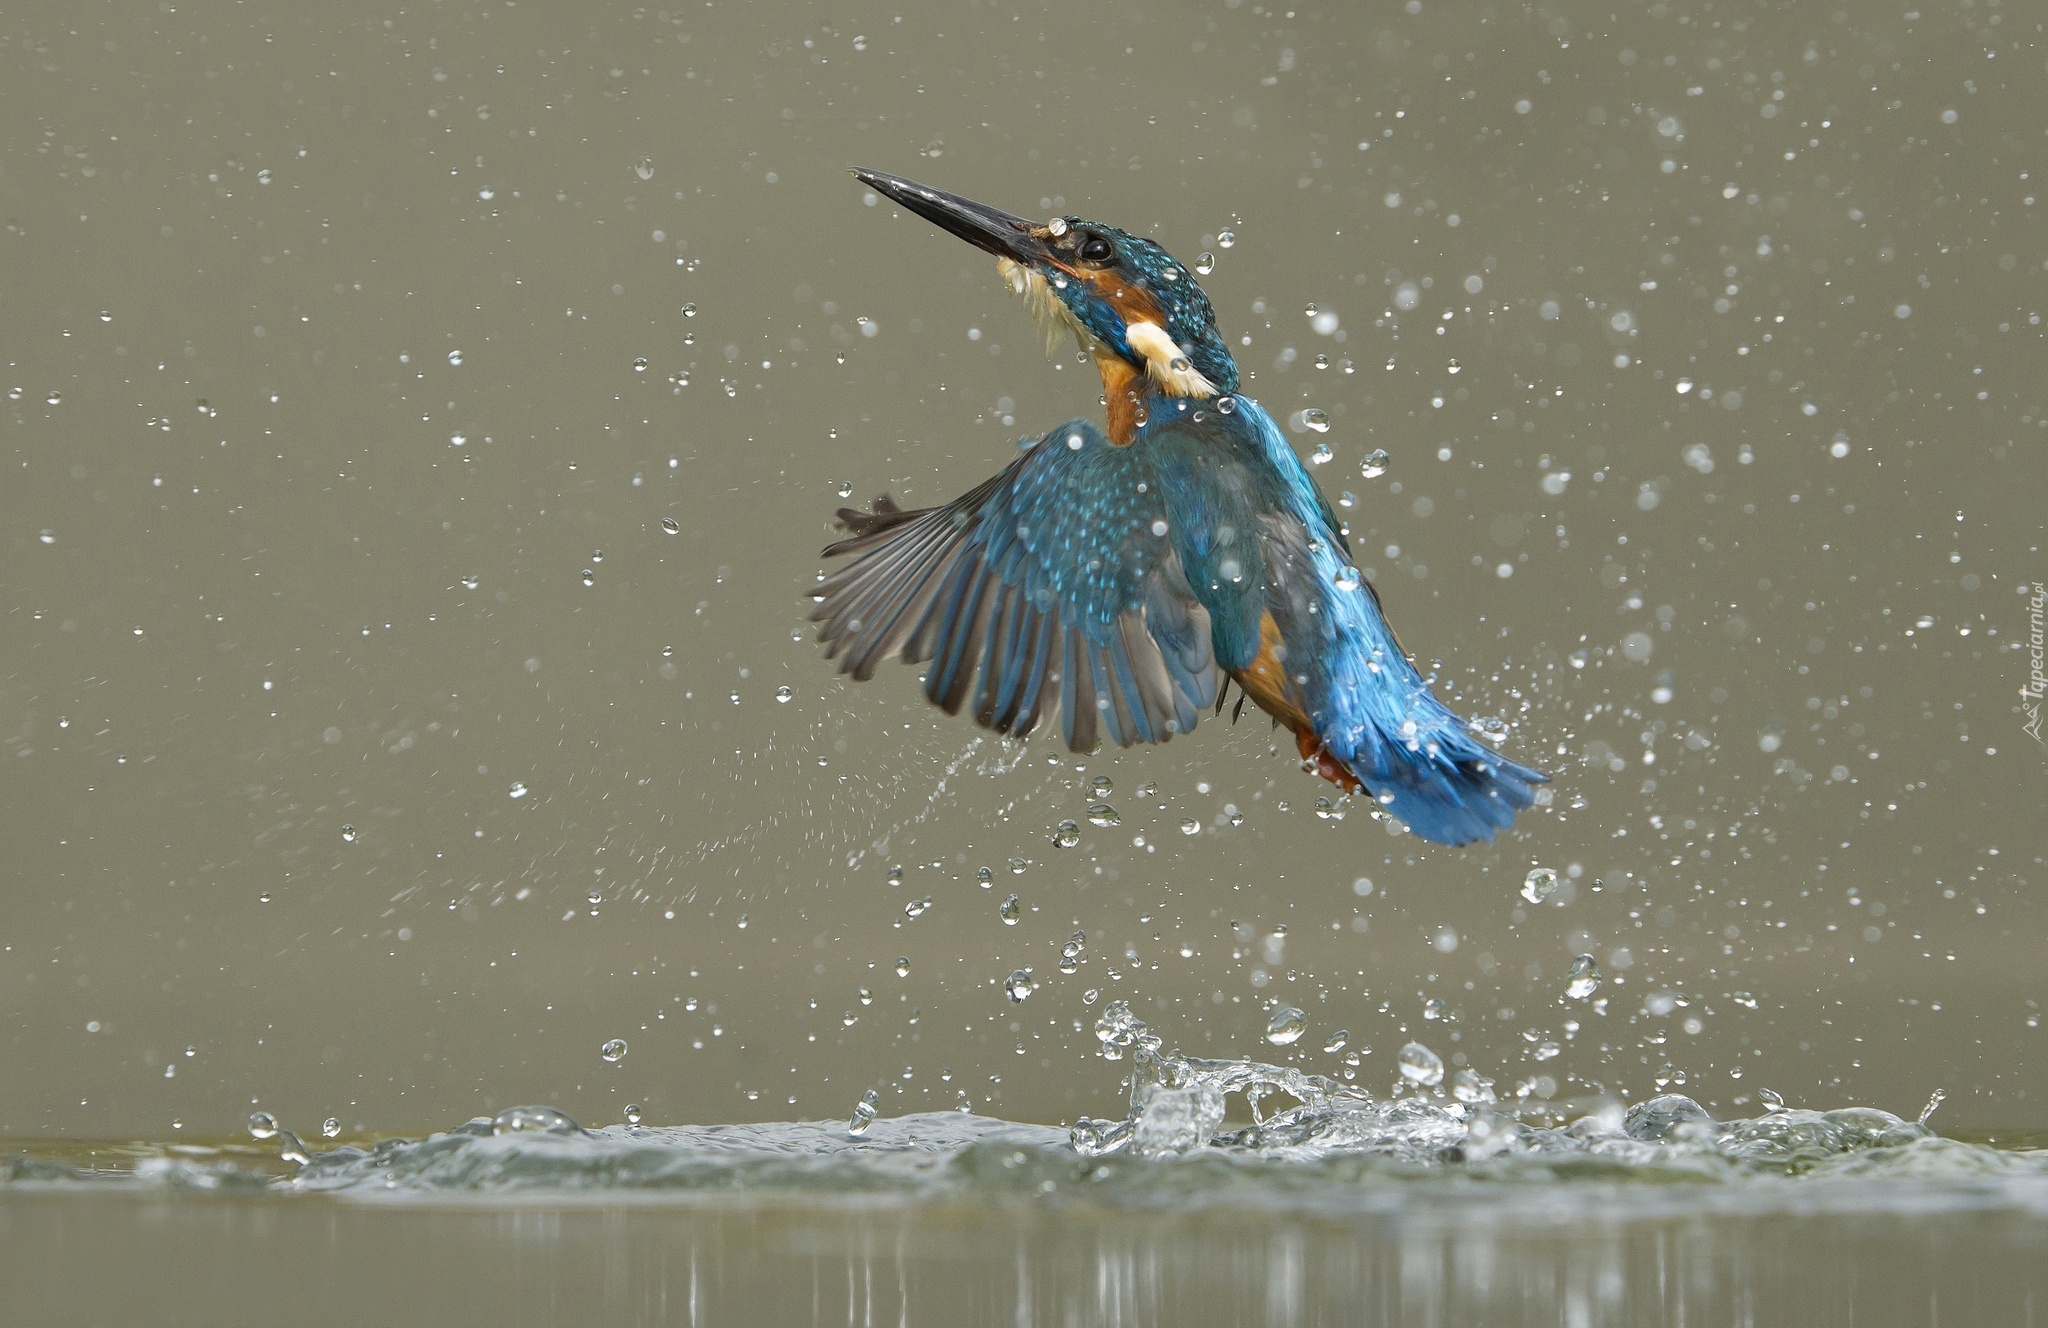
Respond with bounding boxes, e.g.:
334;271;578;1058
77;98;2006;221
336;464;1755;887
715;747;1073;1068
1;0;2040;1141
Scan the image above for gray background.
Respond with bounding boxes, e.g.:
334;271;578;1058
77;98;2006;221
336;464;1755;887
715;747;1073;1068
2;0;2041;1139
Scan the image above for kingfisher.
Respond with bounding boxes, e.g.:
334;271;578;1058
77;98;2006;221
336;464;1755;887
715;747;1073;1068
810;170;1545;846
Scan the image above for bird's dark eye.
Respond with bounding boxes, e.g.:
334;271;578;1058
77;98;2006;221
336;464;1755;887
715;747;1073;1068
1077;235;1113;264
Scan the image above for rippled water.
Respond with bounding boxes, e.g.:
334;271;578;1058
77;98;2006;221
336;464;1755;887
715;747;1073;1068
8;1017;2046;1326
12;1007;2043;1217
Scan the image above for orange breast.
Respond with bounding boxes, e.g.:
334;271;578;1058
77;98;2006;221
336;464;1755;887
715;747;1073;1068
1230;612;1308;731
1229;612;1361;794
1095;351;1145;446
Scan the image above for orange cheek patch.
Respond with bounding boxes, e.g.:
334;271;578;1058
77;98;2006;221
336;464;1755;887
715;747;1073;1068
1078;269;1167;328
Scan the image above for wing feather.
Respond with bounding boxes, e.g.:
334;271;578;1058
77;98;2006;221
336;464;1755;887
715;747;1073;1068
811;421;1218;752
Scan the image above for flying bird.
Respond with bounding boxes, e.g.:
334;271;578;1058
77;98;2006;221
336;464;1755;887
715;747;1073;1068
809;169;1544;845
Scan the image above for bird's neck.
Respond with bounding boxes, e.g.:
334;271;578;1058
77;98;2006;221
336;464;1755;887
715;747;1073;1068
1098;350;1213;445
1096;352;1145;445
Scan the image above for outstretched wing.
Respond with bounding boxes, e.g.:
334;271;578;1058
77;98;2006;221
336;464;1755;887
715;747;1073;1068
810;420;1218;751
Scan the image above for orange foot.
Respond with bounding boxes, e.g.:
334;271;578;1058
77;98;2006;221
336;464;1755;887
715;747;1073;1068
1296;728;1363;794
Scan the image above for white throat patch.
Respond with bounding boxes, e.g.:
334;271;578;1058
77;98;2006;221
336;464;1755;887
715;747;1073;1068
1124;320;1219;398
998;257;1097;358
998;258;1218;398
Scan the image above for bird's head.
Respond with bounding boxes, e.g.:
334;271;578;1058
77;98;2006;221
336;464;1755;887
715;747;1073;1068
854;168;1239;415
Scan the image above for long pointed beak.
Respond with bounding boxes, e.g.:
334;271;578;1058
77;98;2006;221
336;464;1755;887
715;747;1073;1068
851;167;1053;266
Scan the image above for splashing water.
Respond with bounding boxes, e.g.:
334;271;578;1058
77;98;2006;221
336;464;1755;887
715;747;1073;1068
1264;1006;1307;1046
847;1089;880;1137
24;1006;2036;1221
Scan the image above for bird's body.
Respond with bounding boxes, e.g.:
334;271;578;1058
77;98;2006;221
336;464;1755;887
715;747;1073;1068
812;171;1544;846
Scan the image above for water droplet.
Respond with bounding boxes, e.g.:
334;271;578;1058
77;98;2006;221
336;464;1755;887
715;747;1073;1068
836;480;855;498
581;570;596;587
600;1038;628;1064
1565;953;1602;1000
1314;353;1329;370
848;1088;880;1135
340;824;357;843
257;891;271;904
895;957;910;978
321;1117;340;1138
45;391;61;406
1179;817;1201;836
886;864;905;886
1397;1041;1445;1087
1004;969;1037;1002
660;516;681;535
1052;820;1081;848
1469;715;1511;743
681;302;697;317
1446;359;1462;374
1135;781;1158;799
1085;803;1119;828
1215;396;1236;415
1059;931;1086;974
1333;565;1361;592
1265;1006;1306;1045
1521;867;1559;905
99;310;113;322
904;896;931;919
632;357;648;373
1310;441;1334;465
624;1103;643;1126
493;1105;582;1136
1088;775;1114;797
858;987;874;1006
1216;227;1236;249
1322;1031;1350;1053
248;1112;278;1140
1008;857;1028;875
1423;998;1448;1021
1359;449;1390;479
1194;251;1216;275
976;866;994;887
1919;1087;1947;1126
278;1130;309;1166
775;685;793;703
1450;1068;1496;1104
634;155;655;181
1000;894;1021;924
